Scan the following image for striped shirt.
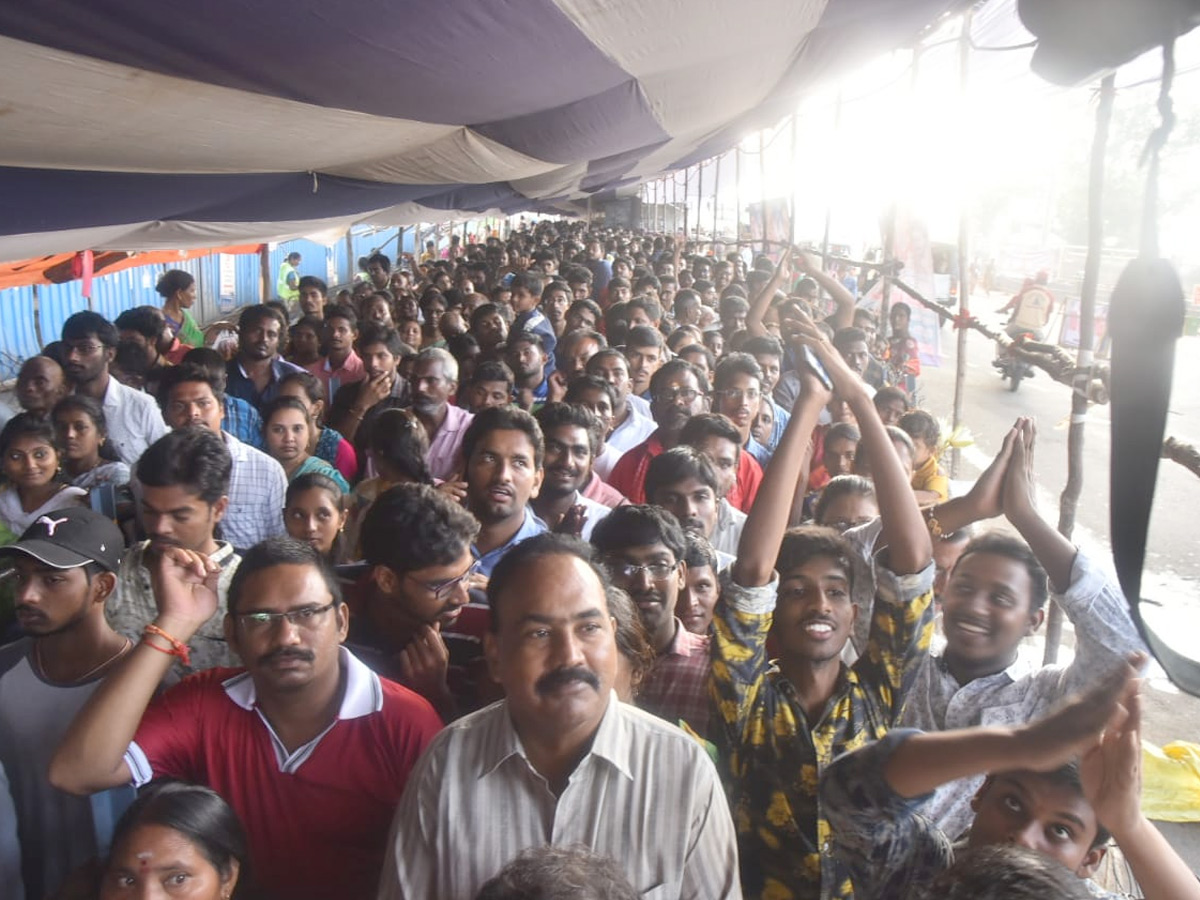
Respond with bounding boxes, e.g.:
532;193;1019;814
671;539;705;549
378;694;742;900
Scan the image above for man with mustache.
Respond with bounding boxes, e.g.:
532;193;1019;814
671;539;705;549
410;347;473;482
710;314;934;900
608;359;709;505
530;403;611;541
107;427;240;677
712;353;771;469
349;483;489;719
51;537;441;900
584;349;656;455
379;533;740;900
0;508;131;899
645;446;744;561
224;305;304;411
463;406;548;577
591;505;710;737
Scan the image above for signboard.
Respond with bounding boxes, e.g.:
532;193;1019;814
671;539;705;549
1058;296;1110;354
860;207;941;367
326;247;338;286
217;254;237;313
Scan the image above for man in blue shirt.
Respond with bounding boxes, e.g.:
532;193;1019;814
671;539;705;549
224;305;303;411
463;407;547;577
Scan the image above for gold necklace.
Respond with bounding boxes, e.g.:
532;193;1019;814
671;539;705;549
33;637;132;685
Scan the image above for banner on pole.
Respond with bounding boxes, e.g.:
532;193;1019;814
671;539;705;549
861;207;942;367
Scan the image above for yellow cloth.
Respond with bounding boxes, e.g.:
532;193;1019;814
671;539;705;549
1141;740;1200;822
911;454;949;503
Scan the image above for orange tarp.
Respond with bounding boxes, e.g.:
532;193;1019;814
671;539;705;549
0;244;262;291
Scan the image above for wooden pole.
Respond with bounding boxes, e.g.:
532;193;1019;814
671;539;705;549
951;13;972;479
344;231;354;284
821;93;842;264
735;146;741;247
712;153;721;252
686;166;696;243
695;161;704;244
259;244;271;301
1045;73;1116;665
789;113;798;246
758;130;767;256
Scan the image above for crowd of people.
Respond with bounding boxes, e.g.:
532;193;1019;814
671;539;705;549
0;221;1193;900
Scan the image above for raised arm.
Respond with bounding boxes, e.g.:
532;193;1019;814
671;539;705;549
49;548;221;795
794;314;930;574
730;338;829;588
925;419;1022;535
1001;419;1075;591
745;246;792;338
795;250;856;331
883;654;1142;799
1083;687;1200;900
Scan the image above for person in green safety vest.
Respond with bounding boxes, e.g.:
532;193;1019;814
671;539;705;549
277;251;302;305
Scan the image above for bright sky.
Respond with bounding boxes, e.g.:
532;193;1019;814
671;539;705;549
737;5;1200;265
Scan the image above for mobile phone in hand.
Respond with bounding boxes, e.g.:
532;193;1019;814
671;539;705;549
801;345;833;392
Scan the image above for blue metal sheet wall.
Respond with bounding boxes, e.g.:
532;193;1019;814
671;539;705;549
0;287;42;380
0;223;430;380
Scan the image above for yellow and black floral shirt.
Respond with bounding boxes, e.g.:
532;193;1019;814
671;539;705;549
709;560;935;900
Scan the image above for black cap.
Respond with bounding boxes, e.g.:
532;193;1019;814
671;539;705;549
0;507;124;572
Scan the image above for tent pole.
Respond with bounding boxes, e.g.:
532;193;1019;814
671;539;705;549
259;244;271;302
821;93;842;264
713;154;721;253
1045;73;1116;665
683;167;691;242
696;161;704;245
735;146;741;248
758;130;767;256
344;231;354;285
951;12;972;479
789;113;797;246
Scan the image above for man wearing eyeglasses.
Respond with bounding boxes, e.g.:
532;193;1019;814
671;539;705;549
60;311;167;466
712;353;772;469
350;484;492;720
608;359;710;504
591;505;710;738
50;536;441;900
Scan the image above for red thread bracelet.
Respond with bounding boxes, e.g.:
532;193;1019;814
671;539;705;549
143;624;192;668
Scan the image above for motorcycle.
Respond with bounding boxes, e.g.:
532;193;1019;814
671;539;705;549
993;332;1037;392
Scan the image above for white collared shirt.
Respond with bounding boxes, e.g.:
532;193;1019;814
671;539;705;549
378;694;742;900
102;376;168;465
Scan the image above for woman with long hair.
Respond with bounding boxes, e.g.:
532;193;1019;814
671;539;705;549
284;472;350;565
276;372;358;484
155;269;205;348
0;414;86;542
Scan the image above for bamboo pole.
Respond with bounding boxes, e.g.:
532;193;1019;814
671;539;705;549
789;113;798;246
758;131;767;256
951;13;972;479
821;93;842;264
1045;73;1117;665
735;146;742;246
713;153;721;252
683;167;691;242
